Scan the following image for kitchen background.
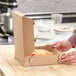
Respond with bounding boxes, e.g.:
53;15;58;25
0;0;76;45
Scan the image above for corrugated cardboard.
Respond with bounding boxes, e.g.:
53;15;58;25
13;11;59;66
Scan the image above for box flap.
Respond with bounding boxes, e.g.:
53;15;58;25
22;16;35;56
13;11;35;57
35;45;57;53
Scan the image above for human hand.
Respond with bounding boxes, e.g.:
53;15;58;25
51;40;72;52
73;29;76;33
60;51;76;63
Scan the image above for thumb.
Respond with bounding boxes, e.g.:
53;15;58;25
53;41;62;48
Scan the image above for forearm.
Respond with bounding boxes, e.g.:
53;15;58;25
68;32;76;47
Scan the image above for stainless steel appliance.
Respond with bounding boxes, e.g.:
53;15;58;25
0;0;18;38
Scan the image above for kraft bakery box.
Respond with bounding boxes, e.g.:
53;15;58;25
0;69;5;76
13;11;60;66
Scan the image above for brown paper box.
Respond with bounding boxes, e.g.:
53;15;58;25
0;69;5;76
13;11;59;66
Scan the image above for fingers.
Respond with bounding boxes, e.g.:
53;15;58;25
51;41;69;52
69;59;76;63
61;55;75;63
51;42;59;47
61;51;76;63
61;51;75;58
51;41;64;51
52;41;62;48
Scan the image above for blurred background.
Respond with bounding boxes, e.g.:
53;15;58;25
16;0;76;13
0;0;76;45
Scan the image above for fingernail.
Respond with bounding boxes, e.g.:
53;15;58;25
61;59;64;62
52;46;56;48
61;59;66;63
61;54;66;58
61;56;64;58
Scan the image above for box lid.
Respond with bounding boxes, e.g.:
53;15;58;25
13;11;35;56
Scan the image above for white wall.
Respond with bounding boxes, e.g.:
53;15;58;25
15;0;76;13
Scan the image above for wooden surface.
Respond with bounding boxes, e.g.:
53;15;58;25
0;45;76;76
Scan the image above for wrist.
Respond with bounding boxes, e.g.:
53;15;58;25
67;40;74;48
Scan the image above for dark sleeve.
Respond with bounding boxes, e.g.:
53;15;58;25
68;32;76;47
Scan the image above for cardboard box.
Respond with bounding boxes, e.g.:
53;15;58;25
13;11;59;66
0;69;5;76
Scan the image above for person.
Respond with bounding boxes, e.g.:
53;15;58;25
52;29;76;63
